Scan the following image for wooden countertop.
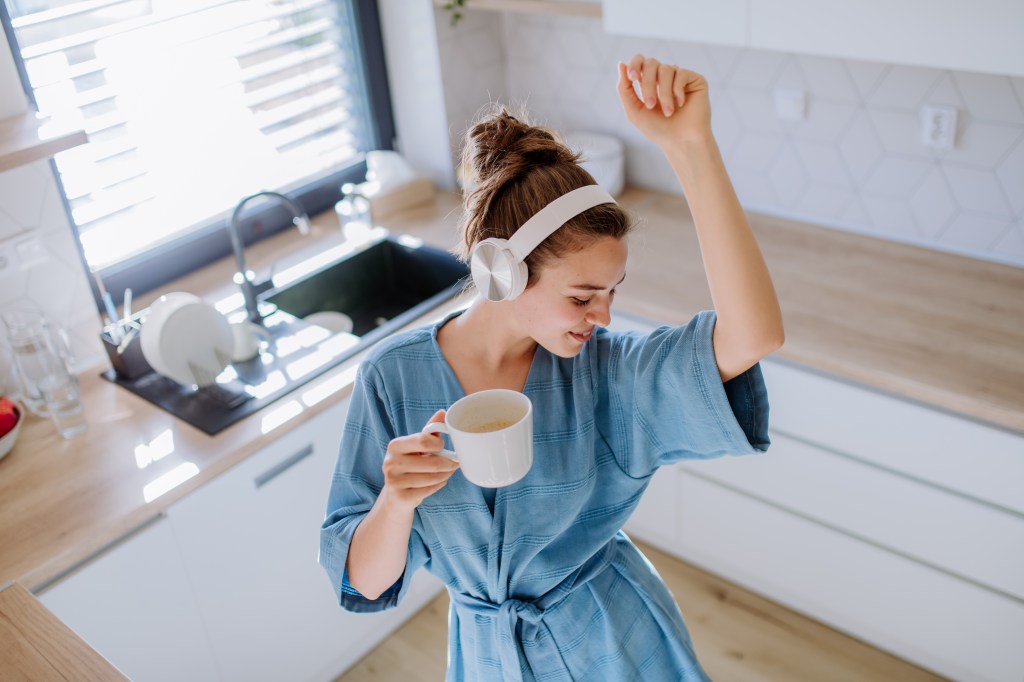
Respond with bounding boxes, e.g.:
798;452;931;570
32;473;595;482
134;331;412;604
615;190;1024;433
1;185;1021;600
0;581;127;680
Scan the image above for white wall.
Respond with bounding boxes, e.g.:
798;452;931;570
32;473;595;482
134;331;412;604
377;0;456;189
435;10;1024;268
0;31;104;374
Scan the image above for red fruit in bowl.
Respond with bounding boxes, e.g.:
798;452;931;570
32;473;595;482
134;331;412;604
0;397;19;439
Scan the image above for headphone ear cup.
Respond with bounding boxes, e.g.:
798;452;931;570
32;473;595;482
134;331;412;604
471;238;529;302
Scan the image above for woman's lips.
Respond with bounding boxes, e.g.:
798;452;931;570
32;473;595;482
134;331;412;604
569;329;593;343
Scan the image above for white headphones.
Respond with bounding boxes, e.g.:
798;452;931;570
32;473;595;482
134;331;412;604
470;184;617;302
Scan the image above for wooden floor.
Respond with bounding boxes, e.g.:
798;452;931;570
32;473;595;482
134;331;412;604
337;542;947;681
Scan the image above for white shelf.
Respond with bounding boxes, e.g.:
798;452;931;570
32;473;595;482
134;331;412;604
434;0;601;18
0;112;87;174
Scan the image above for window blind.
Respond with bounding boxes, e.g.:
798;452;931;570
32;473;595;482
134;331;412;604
5;0;371;269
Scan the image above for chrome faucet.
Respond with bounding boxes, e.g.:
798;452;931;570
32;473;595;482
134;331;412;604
228;190;311;325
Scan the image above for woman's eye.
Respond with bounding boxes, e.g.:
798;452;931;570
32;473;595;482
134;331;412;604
571;297;591;307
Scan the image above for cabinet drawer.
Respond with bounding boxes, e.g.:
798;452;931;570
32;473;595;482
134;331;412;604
762;360;1024;515
674;469;1024;682
683;432;1024;600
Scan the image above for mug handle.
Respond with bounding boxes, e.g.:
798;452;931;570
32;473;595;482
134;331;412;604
420;422;458;462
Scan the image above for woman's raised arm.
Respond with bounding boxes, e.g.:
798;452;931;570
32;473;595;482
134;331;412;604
617;55;784;381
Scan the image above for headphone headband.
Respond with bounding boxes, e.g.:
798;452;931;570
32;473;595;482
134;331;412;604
504;185;616;261
470;184;617;302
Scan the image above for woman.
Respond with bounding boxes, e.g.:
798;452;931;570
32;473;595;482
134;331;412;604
320;54;784;681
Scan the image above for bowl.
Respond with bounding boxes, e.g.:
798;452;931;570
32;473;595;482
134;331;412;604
0;401;22;461
141;293;234;387
303;311;354;334
563;131;625;197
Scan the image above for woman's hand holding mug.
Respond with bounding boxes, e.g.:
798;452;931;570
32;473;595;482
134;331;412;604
382;409;460;510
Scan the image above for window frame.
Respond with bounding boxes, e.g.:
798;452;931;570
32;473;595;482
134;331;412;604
1;0;395;309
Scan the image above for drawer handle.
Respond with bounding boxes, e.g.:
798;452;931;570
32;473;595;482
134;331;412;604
254;443;314;489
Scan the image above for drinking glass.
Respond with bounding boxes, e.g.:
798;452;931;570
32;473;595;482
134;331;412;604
2;311;88;439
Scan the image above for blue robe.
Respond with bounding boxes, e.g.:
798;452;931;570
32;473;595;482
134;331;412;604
320;309;770;681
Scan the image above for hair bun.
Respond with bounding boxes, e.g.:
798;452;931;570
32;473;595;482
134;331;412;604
465;110;578;186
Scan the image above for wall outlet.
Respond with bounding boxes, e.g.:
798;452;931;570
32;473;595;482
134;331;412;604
0;233;48;279
921;105;958;149
774;89;806;121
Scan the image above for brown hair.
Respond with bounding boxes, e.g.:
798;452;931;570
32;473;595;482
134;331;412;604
456;107;632;284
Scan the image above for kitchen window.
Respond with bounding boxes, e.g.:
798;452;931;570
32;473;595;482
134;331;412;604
1;0;393;301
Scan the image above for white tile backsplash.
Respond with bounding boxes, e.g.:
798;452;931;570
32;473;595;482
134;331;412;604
910;169;958;238
435;9;1024;267
867;64;943;110
795;55;860;103
0;160;103;371
0;163;47;228
792;140;852;189
996;140;1024;215
954;72;1024;123
942;166;1013;217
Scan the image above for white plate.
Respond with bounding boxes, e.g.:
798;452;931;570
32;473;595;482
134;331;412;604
141;294;233;387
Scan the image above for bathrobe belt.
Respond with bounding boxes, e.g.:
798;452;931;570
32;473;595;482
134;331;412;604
447;541;618;682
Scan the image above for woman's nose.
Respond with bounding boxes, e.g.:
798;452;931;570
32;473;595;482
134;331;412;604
586;298;612;327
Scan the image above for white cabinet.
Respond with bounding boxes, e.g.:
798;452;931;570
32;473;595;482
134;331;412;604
168;396;442;682
38;515;221;682
643;358;1024;681
623;466;677;550
602;0;747;48
672;467;1024;682
602;0;1024;77
747;0;1024;78
610;308;1024;681
38;393;443;682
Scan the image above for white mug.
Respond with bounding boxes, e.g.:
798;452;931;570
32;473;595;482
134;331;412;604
421;389;533;488
229;321;271;361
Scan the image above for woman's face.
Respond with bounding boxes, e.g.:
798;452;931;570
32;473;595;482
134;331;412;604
511;236;628;358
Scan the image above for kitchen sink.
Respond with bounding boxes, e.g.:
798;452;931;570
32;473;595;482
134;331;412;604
103;232;470;435
262;233;470;340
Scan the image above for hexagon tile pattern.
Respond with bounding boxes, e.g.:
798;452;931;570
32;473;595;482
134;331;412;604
437;10;1024;268
0;160;104;372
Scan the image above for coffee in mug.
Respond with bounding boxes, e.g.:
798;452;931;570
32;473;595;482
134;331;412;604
463;418;516;433
421;389;533;487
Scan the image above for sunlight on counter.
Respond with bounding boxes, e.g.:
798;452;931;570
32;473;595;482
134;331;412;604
143;462;199;503
134;429;174;469
260;399;303;434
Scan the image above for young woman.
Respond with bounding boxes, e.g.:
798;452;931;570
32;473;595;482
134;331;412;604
320;54;784;681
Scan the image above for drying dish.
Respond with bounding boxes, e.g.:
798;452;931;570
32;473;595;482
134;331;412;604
140;293;234;387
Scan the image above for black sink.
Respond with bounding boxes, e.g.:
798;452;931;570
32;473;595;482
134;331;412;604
263;234;470;339
103;234;470;435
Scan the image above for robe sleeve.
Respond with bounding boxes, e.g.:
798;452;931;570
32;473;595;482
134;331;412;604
597;309;771;478
318;360;430;613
